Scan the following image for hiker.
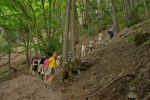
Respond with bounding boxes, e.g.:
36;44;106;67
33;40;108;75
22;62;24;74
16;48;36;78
31;56;39;76
46;52;57;87
43;56;49;84
108;25;114;39
38;56;46;79
88;40;94;54
81;42;86;58
98;31;104;45
56;55;62;68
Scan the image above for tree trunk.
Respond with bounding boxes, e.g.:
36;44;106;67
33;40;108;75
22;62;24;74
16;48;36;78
63;0;71;65
70;0;76;62
48;0;52;36
74;1;79;43
110;0;120;33
83;0;90;25
143;0;149;18
122;0;133;27
41;0;49;37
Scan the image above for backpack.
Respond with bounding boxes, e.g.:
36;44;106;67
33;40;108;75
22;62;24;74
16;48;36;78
33;59;38;65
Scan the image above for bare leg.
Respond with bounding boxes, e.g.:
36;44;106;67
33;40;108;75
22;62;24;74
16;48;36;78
30;65;32;75
47;75;54;86
32;71;35;76
44;74;47;83
84;52;86;57
46;75;50;85
81;52;83;58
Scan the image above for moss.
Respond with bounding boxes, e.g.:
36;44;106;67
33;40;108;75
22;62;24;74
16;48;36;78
128;34;135;43
22;60;27;65
134;33;150;46
145;38;150;46
0;71;14;81
130;78;140;87
62;59;81;80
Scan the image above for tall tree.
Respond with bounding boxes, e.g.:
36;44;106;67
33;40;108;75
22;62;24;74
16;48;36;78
122;0;133;27
110;0;120;33
63;0;71;65
143;0;149;18
70;0;77;61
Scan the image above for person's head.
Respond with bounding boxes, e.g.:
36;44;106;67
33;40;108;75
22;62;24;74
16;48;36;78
57;55;61;60
102;31;105;34
35;55;39;59
52;52;57;58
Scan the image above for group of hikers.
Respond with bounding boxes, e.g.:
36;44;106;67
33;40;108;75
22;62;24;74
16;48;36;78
80;25;114;58
30;52;62;88
29;25;114;88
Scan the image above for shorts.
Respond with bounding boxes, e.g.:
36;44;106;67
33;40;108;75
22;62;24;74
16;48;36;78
81;49;85;53
41;67;44;74
46;67;55;75
32;65;38;71
89;47;93;50
38;64;43;72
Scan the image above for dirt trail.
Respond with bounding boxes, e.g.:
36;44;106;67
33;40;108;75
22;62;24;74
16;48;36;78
0;69;65;100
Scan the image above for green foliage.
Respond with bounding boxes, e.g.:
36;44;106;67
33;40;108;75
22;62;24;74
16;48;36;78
145;38;150;46
0;71;15;81
22;60;27;65
128;34;135;43
130;78;140;87
0;0;150;56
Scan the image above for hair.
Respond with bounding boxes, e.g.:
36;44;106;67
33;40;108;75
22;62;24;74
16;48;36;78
47;51;53;57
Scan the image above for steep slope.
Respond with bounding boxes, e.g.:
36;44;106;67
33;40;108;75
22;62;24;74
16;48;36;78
64;19;150;100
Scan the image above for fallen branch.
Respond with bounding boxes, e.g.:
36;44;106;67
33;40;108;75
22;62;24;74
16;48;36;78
0;50;25;67
86;73;135;99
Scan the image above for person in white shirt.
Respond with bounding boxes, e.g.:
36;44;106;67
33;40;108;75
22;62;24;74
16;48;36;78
98;31;103;45
108;25;114;39
81;42;86;58
88;40;94;54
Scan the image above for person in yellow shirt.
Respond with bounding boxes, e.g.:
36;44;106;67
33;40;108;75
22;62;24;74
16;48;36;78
46;52;57;87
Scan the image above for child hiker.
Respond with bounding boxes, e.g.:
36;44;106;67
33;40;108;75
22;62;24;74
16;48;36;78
108;25;114;39
88;40;94;54
56;55;62;68
98;31;104;45
38;56;45;79
43;56;49;84
46;52;57;87
81;42;86;58
31;56;39;76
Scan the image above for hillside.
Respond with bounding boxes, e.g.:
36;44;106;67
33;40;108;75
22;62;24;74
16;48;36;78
63;19;150;100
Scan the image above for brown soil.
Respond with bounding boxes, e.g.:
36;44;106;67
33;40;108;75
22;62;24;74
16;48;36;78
0;69;64;100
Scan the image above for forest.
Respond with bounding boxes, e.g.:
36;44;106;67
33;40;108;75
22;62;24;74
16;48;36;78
0;0;150;100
